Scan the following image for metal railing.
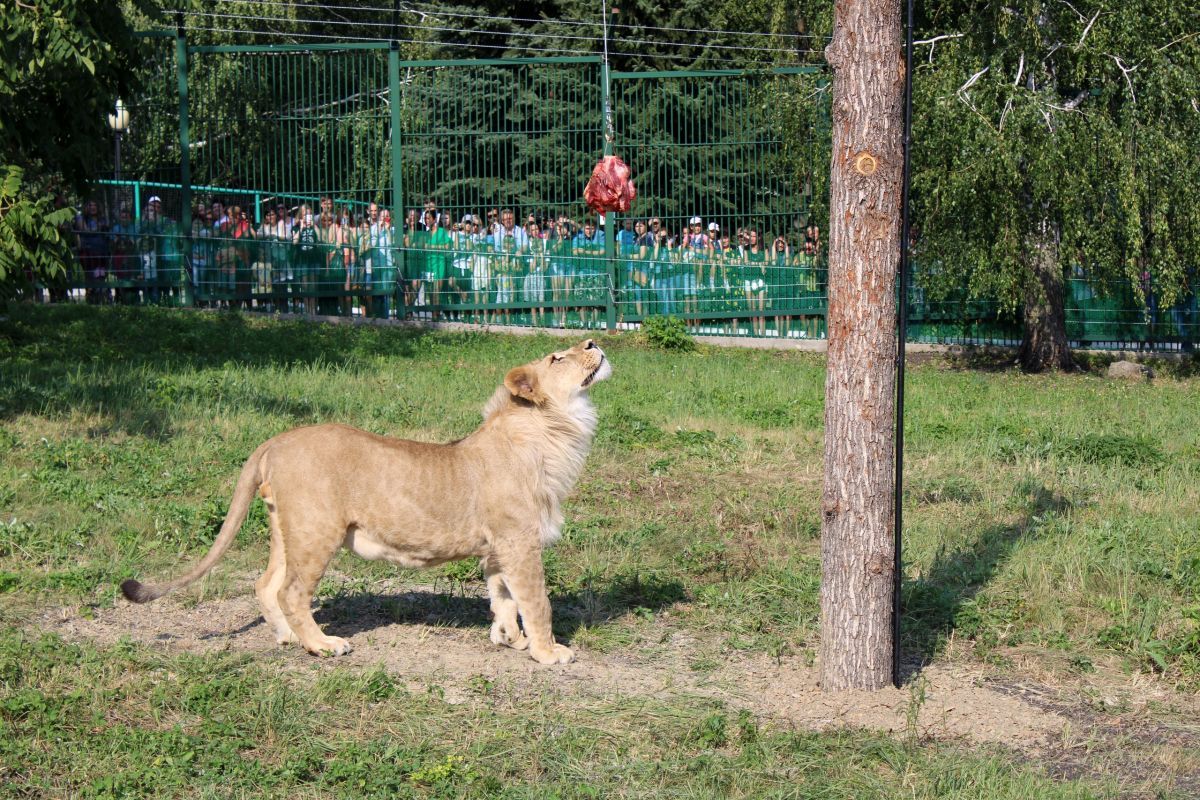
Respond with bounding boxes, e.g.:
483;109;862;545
49;222;1198;350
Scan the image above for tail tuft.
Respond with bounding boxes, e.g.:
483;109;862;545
121;579;159;604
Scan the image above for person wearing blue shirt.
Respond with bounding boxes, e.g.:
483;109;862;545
572;218;605;249
617;218;644;318
616;218;636;250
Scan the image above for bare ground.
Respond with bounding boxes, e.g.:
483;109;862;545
31;573;1200;798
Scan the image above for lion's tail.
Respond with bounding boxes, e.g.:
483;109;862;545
121;444;268;604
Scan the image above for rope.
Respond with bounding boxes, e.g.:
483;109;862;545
601;0;614;145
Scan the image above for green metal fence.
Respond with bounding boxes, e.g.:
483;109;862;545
608;67;828;338
50;33;1197;350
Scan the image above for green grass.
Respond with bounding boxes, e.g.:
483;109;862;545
0;628;1110;799
2;304;1199;796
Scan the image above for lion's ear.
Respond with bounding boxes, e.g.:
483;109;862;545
504;365;547;405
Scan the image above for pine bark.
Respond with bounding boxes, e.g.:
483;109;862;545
1018;226;1074;372
819;0;905;692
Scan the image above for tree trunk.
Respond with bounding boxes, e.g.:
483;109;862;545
1018;226;1074;372
819;0;905;692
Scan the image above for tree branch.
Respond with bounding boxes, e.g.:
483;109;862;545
1107;54;1138;102
914;34;964;64
1056;0;1086;23
1076;10;1101;49
1055;89;1091;111
958;66;989;94
1156;31;1199;53
914;33;963;46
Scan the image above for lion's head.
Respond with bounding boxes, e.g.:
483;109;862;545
502;339;612;407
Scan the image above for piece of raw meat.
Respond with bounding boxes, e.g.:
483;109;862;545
584;155;637;214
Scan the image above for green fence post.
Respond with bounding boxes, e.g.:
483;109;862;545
389;41;404;320
134;182;141;221
176;18;193;307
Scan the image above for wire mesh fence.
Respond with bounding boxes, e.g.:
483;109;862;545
45;34;1198;351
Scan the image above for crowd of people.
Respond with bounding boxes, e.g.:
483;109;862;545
69;194;828;333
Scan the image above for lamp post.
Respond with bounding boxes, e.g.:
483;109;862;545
107;99;130;216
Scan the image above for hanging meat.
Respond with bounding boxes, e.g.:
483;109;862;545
584;155;637;214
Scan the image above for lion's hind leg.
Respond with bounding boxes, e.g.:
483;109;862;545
483;555;528;651
275;518;352;656
254;506;298;645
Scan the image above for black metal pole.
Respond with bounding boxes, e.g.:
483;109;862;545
114;131;122;219
893;0;915;689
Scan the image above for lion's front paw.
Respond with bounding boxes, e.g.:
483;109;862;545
530;643;574;665
274;629;299;646
490;619;530;650
305;635;352;657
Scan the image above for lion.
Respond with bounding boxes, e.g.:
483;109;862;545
120;339;612;665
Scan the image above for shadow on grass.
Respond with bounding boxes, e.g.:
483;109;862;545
939;346;1020;373
311;572;687;644
900;481;1074;677
0;304;432;438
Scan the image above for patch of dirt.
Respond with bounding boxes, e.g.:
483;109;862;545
36;576;1200;797
986;673;1200;797
38;579;1059;746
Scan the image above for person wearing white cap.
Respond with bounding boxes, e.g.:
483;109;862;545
147;195;167;224
682;216;709;320
705;221;726;292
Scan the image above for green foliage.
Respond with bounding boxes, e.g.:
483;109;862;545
687;711;729;748
910;0;1200;347
0;0;151;185
0;167;75;293
510;0;829;72
0;0;150;291
639;315;695;351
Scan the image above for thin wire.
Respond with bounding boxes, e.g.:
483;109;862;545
180;24;590;55
181;24;808;65
183;9;814;54
179;25;820;64
608;50;814;67
210;0;832;42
